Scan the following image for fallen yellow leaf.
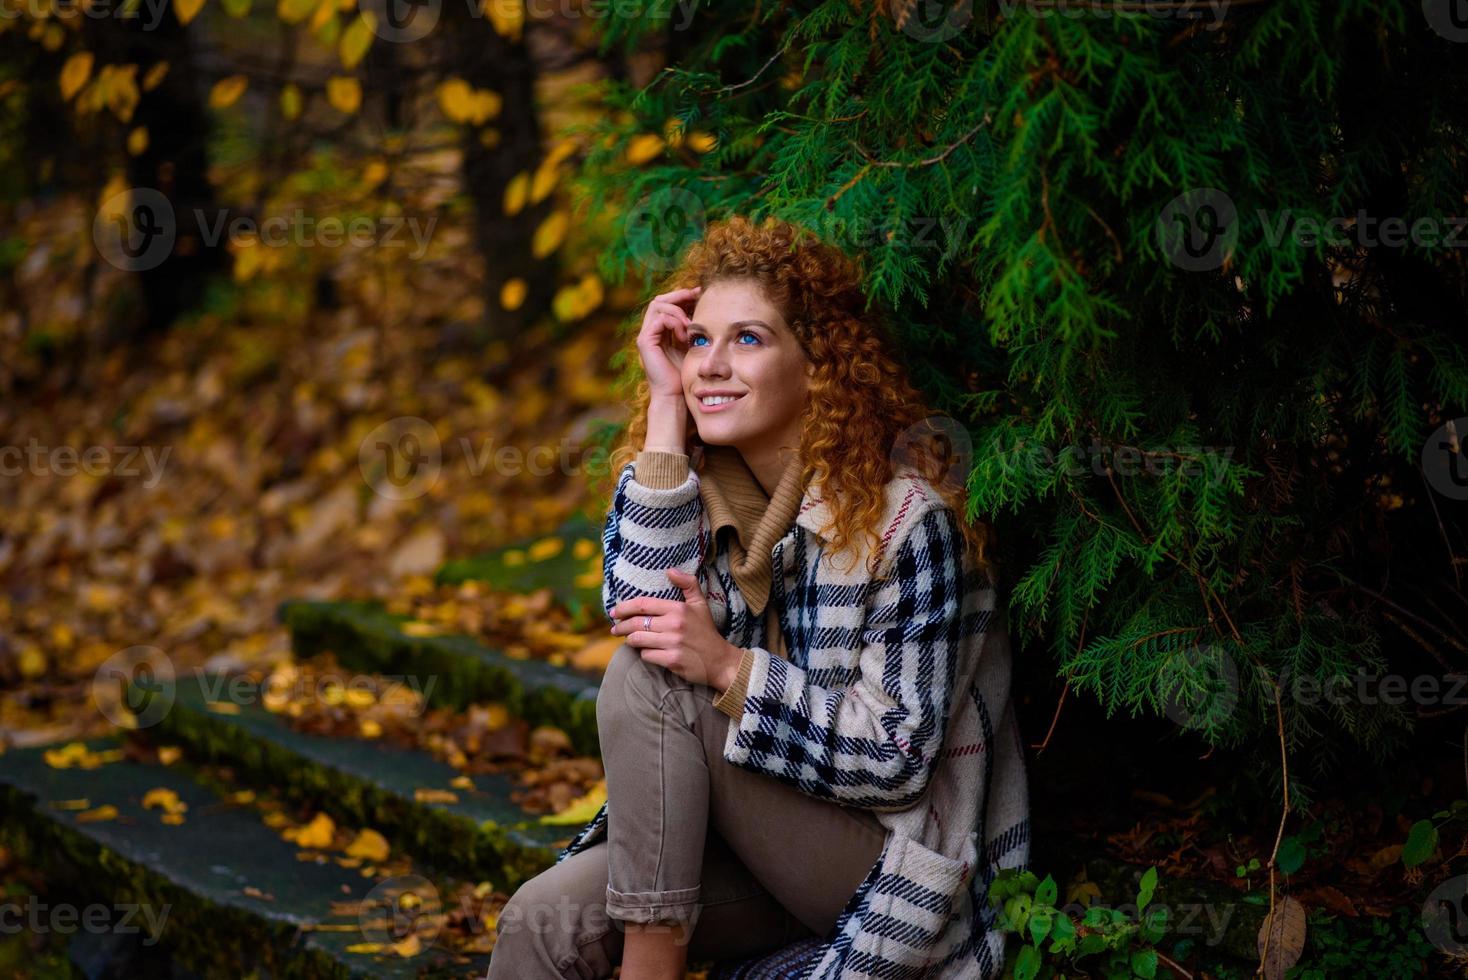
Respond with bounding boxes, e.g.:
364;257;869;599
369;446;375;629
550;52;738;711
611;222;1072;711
540;779;606;826
76;805;119;823
288;812;336;848
142;787;188;816
345;828;390;863
413;788;459;805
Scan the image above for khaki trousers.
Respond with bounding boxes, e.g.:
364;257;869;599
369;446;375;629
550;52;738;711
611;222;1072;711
486;642;888;979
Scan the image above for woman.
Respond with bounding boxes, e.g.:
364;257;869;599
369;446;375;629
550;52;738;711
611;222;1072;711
487;216;1030;980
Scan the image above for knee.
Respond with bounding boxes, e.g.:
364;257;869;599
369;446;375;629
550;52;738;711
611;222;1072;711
597;641;659;735
493;866;610;964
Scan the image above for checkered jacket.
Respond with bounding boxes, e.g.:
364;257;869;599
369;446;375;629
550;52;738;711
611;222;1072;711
554;456;1031;979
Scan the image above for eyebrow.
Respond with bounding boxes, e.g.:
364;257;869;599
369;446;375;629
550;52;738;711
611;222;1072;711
687;319;772;332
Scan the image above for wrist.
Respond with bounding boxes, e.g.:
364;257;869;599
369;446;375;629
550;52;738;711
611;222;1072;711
718;642;741;691
646;398;687;454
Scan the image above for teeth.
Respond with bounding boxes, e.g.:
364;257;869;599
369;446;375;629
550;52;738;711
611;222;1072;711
701;395;739;406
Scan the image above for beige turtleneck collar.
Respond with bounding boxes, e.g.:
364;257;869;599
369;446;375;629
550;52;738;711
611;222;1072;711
695;444;809;620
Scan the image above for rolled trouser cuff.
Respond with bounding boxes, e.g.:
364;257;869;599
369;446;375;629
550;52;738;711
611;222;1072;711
605;883;702;924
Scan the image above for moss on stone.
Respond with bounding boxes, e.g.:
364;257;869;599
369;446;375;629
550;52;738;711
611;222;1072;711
278;599;600;757
142;676;566;892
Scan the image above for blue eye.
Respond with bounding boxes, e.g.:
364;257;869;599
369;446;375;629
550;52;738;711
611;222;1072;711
690;331;761;347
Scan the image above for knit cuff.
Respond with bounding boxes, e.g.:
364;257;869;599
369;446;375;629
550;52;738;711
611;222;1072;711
634;450;691;489
712;648;757;721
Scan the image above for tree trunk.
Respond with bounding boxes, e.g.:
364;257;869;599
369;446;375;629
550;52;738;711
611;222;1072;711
441;0;556;345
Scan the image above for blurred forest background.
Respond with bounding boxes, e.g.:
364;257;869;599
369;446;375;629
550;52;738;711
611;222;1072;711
1;0;1467;977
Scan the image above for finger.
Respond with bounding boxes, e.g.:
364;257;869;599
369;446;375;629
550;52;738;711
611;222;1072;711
627;631;677;649
610;597;676;619
637;648;672;672
652;300;691;322
610;614;660;636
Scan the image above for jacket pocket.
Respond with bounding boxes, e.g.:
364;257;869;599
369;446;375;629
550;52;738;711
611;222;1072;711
863;829;979;970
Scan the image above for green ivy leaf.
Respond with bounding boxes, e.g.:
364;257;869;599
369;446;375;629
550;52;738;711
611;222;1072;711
1402;819;1438;868
1050;912;1077;944
1036;873;1058;906
1132;947;1159;978
1141;905;1169;944
1136;866;1158;910
1029;910;1053;946
1277;836;1307;876
1015;943;1041;980
1005;894;1033;934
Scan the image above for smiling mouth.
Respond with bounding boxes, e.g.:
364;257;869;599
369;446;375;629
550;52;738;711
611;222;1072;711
698;394;745;409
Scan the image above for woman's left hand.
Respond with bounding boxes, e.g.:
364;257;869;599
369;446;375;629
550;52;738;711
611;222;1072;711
609;568;743;692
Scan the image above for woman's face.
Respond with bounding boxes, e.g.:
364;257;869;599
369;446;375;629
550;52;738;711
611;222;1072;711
680;279;811;460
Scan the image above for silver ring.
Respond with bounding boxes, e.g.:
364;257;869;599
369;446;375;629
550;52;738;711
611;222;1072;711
643;616;652;632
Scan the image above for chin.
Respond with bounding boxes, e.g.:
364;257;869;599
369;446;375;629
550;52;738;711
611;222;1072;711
695;429;742;446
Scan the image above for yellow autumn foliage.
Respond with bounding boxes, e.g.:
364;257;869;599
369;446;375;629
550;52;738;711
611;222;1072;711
500;277;527;311
209;74;248;109
624;133;665;165
326;76;362;114
540;779;606;825
531;210;568;259
173;0;205;26
59;52;93;101
503;171;528;216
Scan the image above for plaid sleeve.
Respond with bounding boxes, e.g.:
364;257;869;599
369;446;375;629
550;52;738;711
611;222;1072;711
721;506;965;810
601;456;707;620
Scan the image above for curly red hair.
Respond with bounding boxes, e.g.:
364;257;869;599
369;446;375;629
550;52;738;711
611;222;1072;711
606;214;994;579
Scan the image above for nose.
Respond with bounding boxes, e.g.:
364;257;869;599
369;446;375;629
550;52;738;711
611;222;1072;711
698;337;732;378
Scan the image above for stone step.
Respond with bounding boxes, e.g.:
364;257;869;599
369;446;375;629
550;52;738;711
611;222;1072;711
434;513;606;631
279;598;600;756
0;738;494;978
142;671;574;893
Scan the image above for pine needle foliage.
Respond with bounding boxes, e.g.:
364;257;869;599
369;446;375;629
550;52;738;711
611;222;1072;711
566;0;1468;806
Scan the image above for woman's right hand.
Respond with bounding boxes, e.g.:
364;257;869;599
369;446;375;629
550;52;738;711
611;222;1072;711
636;286;702;403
